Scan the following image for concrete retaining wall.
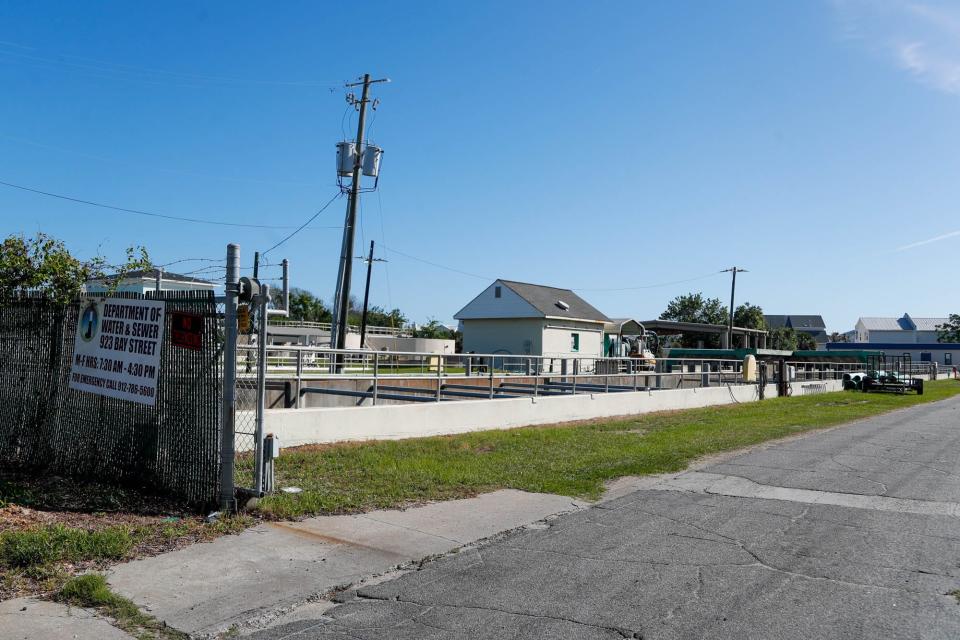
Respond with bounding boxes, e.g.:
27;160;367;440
263;379;846;448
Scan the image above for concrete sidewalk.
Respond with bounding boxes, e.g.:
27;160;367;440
106;489;587;637
0;597;134;640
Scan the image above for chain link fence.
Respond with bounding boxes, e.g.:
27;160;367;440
0;291;222;505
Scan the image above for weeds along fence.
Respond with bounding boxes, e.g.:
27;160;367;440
0;291;222;505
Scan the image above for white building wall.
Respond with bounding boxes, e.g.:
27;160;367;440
541;320;604;358
869;330;914;344
366;336;456;354
455;281;541;320
461;318;543;355
884;347;959;367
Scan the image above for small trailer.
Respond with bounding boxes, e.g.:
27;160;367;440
860;354;923;395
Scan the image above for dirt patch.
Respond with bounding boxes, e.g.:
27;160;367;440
0;472;254;601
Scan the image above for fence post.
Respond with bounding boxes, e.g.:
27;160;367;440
533;358;539;398
295;349;303;409
436;354;443;402
219;244;239;512
253;285;270;497
488;356;495;399
372;355;379;405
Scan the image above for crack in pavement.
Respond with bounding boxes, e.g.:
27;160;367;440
715;461;891;494
627;506;948;597
350;591;642;638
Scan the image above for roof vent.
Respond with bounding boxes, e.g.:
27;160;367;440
556;300;570;311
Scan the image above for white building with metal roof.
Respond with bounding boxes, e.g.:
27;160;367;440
85;268;216;294
854;314;948;344
454;280;610;358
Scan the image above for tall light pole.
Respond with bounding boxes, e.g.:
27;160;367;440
329;74;389;354
722;267;748;348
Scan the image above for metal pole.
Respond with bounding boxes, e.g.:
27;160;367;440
253;284;271;496
219;244;239;512
331;74;374;352
728;268;736;348
295;349;302;409
359;240;375;349
489;356;495;399
281;259;289;313
253;251;260;280
436;354;442;402
155;267;163;293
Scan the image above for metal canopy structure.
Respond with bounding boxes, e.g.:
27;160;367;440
638;319;768;349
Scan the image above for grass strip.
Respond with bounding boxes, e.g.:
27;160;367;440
256;380;960;518
0;517;252;599
0;524;134;575
57;573;186;640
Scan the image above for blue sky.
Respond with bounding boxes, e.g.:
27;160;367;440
1;1;958;332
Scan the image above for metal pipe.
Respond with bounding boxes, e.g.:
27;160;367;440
372;354;379;405
253;284;271;496
219;244;239;512
295;349;302;409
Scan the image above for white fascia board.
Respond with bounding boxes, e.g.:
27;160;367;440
543;315;607;324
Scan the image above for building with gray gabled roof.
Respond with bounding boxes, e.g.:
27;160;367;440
454;279;609;357
763;314;827;343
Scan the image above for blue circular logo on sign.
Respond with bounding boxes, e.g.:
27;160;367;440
79;303;99;342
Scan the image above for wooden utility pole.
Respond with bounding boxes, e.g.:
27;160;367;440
723;266;748;348
330;73;389;353
358;240;387;349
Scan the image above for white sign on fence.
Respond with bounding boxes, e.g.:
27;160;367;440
69;298;166;406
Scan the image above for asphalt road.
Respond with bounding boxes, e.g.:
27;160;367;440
250;395;960;640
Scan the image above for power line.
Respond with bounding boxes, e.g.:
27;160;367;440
572;271;724;292
379;237;722;293
158;257;225;267
381;244;493;281
0;45;345;88
261;192;343;256
0;178;342;230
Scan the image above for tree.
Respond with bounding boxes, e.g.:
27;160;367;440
733;302;766;331
937;314;960;343
0;232;149;302
795;332;818;351
348;304;407;329
660;292;729;348
287;288;332;323
412;318;454;339
768;326;798;351
828;331;848;343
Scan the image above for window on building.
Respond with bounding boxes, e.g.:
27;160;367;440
570;333;580;352
920;352;932;362
946;353;953;366
494;286;501;298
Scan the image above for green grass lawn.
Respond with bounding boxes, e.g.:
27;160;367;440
256;379;960;519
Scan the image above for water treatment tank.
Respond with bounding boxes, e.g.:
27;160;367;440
336;141;356;177
361;145;383;177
